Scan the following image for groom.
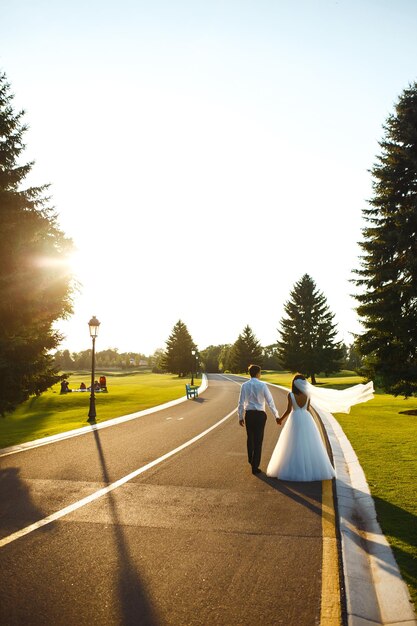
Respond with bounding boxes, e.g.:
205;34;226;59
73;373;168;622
238;364;280;474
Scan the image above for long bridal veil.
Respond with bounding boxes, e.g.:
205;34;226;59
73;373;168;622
294;378;374;413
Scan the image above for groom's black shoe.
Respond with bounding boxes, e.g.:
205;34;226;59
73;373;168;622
252;467;262;474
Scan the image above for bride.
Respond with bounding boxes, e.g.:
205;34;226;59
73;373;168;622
266;374;374;482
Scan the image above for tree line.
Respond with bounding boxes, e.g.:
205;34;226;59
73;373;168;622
53;348;150;371
157;274;362;380
1;71;417;413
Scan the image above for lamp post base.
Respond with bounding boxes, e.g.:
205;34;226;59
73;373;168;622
87;396;96;423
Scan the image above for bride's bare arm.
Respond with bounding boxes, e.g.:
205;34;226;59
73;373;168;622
278;394;292;424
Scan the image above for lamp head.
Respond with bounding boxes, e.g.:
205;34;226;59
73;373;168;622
88;316;100;338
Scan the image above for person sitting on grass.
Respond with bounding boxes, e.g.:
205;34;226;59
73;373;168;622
60;380;70;394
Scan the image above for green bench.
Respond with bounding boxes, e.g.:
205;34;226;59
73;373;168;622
185;383;199;399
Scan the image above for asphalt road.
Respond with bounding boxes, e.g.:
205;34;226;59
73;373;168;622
0;374;326;626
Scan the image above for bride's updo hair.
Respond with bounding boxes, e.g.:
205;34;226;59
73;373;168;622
292;374;307;395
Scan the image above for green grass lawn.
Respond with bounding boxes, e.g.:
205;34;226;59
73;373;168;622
334;392;417;611
260;370;417;611
0;371;201;449
260;369;364;389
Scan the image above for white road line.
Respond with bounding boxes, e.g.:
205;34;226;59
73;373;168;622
219;374;245;386
0;406;237;549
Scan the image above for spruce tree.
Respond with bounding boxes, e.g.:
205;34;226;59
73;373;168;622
278;274;343;383
163;320;196;377
354;82;417;396
0;73;74;414
230;325;263;373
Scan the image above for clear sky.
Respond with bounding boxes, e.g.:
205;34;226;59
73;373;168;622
2;0;417;355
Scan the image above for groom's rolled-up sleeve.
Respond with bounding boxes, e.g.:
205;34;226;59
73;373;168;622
238;385;246;421
265;386;279;418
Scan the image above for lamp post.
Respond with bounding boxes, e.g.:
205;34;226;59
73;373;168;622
87;316;100;423
191;349;196;386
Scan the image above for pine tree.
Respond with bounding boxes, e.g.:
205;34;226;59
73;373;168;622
230;325;263;373
354;83;417;396
277;274;343;383
0;73;74;414
163;320;196;377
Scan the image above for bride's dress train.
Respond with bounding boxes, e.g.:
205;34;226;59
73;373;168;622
266;392;336;481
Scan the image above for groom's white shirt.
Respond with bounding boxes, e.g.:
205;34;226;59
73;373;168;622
238;377;279;421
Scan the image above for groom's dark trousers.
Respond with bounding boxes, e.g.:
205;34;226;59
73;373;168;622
245;410;267;470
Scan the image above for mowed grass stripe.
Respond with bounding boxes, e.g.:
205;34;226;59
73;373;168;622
0;371;201;449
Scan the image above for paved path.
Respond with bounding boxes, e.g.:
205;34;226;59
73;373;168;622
0;374;334;626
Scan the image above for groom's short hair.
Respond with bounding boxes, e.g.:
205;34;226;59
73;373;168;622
248;364;261;377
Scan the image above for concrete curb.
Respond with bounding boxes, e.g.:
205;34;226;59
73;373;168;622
0;374;208;458
320;409;417;626
253;377;416;626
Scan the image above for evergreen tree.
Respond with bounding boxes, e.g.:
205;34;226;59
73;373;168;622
0;73;73;414
354;82;417;396
163;320;196;377
278;274;343;383
230;325;263;373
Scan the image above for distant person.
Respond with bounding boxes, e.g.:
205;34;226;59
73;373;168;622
237;364;279;475
99;375;107;390
94;380;101;391
79;382;86;391
60;380;70;394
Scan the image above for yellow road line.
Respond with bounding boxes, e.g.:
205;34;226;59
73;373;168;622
320;479;342;626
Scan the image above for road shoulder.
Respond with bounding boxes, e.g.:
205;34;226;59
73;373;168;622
321;409;417;626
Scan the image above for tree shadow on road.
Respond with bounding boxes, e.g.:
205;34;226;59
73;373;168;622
92;428;160;626
0;466;53;537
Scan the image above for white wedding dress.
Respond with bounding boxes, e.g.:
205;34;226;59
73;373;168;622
266;392;336;481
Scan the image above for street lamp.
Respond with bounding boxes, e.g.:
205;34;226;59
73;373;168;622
87;316;100;423
191;349;196;386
